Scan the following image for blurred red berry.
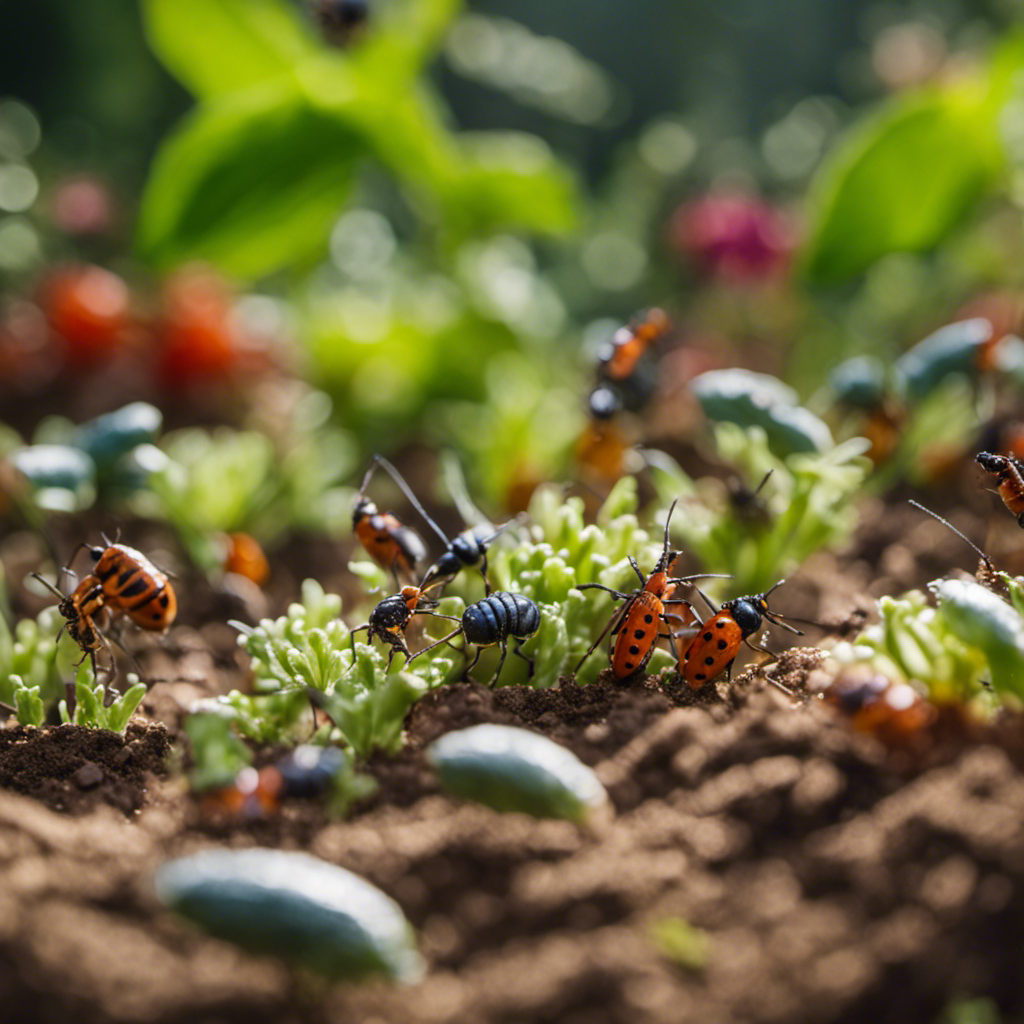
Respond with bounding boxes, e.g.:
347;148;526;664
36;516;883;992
43;264;131;366
671;193;794;283
156;267;240;388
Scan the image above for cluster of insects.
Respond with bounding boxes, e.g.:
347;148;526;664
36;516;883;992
576;308;673;484
352;461;803;688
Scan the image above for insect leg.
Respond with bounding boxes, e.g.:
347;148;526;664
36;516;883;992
576;583;630;598
572;597;630;676
461;644;484;682
409;626;464;661
511;639;535;677
478;551;490;596
488;640;509;686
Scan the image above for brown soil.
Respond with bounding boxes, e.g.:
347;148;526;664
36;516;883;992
0;492;1021;1023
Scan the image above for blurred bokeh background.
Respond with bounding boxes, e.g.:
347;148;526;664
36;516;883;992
4;0;1024;569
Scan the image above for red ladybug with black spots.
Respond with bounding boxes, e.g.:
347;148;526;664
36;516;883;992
680;580;802;689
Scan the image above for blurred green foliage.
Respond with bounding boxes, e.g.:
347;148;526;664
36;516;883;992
137;0;578;277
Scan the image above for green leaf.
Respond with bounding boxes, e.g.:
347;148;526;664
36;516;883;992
446;133;579;238
802;86;999;284
141;0;318;99
137;86;360;279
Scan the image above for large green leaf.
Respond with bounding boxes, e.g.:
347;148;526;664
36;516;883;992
801;87;1000;285
447;133;579;238
141;0;318;98
137;86;360;279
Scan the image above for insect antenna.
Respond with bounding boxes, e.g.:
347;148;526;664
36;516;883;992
30;572;66;601
908;499;994;571
373;454;451;547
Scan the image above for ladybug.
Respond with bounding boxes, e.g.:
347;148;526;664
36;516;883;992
352;458;428;586
680;579;802;689
574;498;731;681
976;451;1024;527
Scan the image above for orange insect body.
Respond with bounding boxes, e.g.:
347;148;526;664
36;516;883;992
575;500;731;683
224;532;270;585
599;308;671;381
611;574;677;679
681;583;800;690
822;670;936;749
201;766;284;820
90;543;176;631
976;451;1024;526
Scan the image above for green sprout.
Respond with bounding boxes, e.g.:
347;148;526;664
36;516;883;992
826;575;1024;712
184;709;253;791
648;917;711;971
227;579;455;756
0;604;66;721
135;395;357;573
646;424;870;597
57;666;147;732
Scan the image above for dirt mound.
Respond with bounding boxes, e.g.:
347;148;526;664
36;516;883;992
0;721;170;816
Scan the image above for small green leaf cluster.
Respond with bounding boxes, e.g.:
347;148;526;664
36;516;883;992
134;396;357;572
225;580;453;756
829;576;1024;710
647;424;870;597
57;667;147;733
0;604;67;726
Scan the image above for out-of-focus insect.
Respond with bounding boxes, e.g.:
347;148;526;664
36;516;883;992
370;454;514;592
223;532;269;586
201;745;347;820
820;669;936;749
596;308;671;382
311;0;369;45
573;500;732;681
75;539;177;632
976;451;1024;527
352;459;428;587
31;571;112;678
680;579;802;689
412;591;542;685
350;584;461;672
727;468;773;526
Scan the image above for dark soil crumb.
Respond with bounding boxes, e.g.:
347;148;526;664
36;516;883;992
0;720;170;816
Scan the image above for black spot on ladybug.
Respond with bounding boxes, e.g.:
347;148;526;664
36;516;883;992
703;632;713;641
716;620;726;629
717;639;728;650
624;661;634;670
644;614;654;624
633;629;645;640
159;592;170;608
704;656;715;666
629;645;640;656
152;612;162;620
695;672;706;681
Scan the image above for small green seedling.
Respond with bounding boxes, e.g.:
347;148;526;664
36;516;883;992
427;724;610;825
647;426;869;597
154;848;424;983
57;665;147;733
0;601;73;725
648;917;711;971
184;709;254;791
230;579;454;756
